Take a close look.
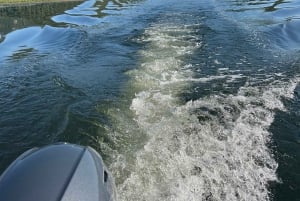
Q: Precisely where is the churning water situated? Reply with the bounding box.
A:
[1,0,300,200]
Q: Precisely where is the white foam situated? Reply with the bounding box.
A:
[110,20,299,201]
[119,84,299,201]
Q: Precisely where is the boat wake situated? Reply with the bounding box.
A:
[105,11,298,201]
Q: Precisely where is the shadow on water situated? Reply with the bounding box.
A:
[264,0,286,12]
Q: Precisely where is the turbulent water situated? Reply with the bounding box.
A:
[1,0,300,200]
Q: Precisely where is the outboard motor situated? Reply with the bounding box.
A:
[0,143,116,201]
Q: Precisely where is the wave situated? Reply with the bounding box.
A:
[0,25,83,61]
[103,16,299,200]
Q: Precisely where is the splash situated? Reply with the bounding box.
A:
[109,19,298,201]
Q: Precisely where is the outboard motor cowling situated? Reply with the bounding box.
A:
[0,143,116,201]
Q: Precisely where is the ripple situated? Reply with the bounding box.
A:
[0,25,84,61]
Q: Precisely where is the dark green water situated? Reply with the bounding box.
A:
[0,0,300,200]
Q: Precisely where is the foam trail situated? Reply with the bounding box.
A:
[109,20,299,201]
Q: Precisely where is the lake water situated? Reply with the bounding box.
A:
[0,0,300,200]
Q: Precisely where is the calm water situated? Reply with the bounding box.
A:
[1,0,300,200]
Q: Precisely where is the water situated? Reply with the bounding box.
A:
[0,0,300,200]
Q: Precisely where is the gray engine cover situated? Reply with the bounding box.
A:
[0,143,115,201]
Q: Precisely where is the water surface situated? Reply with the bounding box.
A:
[0,0,300,200]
